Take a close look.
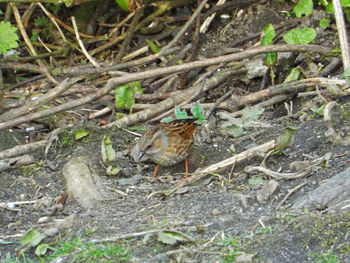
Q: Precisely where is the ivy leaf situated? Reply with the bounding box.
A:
[283,28,316,44]
[0,22,19,55]
[293,0,313,18]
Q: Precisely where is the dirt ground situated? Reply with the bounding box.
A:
[1,2,350,263]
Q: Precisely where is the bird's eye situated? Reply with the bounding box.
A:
[146,144,152,149]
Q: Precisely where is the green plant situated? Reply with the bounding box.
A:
[161,103,205,123]
[31,16,54,42]
[45,235,130,262]
[101,134,121,176]
[218,105,264,138]
[311,250,339,263]
[0,21,19,55]
[114,81,143,114]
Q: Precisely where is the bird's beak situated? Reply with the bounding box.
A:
[138,151,145,162]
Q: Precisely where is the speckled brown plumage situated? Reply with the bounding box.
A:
[137,119,196,177]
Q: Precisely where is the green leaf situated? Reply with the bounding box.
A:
[0,22,19,55]
[21,229,46,247]
[101,135,116,163]
[218,111,244,138]
[284,67,301,83]
[31,30,39,42]
[106,165,121,176]
[319,18,330,29]
[174,105,188,119]
[325,3,334,14]
[342,0,350,7]
[191,103,205,122]
[75,129,88,140]
[248,175,266,186]
[293,0,313,18]
[158,231,191,245]
[283,28,316,44]
[34,16,49,27]
[344,67,350,86]
[262,24,277,66]
[115,0,131,12]
[265,52,277,66]
[242,106,264,126]
[310,104,325,116]
[115,82,142,114]
[35,243,50,256]
[261,24,275,46]
[115,84,129,109]
[161,117,175,123]
[146,39,160,53]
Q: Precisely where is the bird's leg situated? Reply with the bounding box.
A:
[182,159,189,179]
[153,164,160,178]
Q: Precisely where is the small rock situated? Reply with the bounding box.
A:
[256,180,279,204]
[175,186,189,195]
[237,194,250,209]
[43,227,59,237]
[38,216,50,224]
[118,175,142,186]
[236,253,253,263]
[290,160,311,171]
[212,208,220,216]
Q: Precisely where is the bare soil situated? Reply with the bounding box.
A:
[1,3,350,263]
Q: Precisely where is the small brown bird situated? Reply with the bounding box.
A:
[137,119,196,177]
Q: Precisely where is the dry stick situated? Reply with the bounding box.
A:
[1,47,182,76]
[333,0,350,69]
[0,140,47,159]
[37,2,67,42]
[71,16,100,68]
[0,78,79,123]
[115,7,144,63]
[89,2,172,57]
[227,94,290,118]
[148,67,243,123]
[0,45,331,130]
[11,3,59,84]
[88,229,196,244]
[276,182,308,210]
[165,140,276,192]
[244,166,311,180]
[205,88,234,119]
[160,0,208,55]
[10,3,44,68]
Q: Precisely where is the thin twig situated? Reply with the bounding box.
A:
[160,0,208,55]
[276,182,308,210]
[71,16,100,68]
